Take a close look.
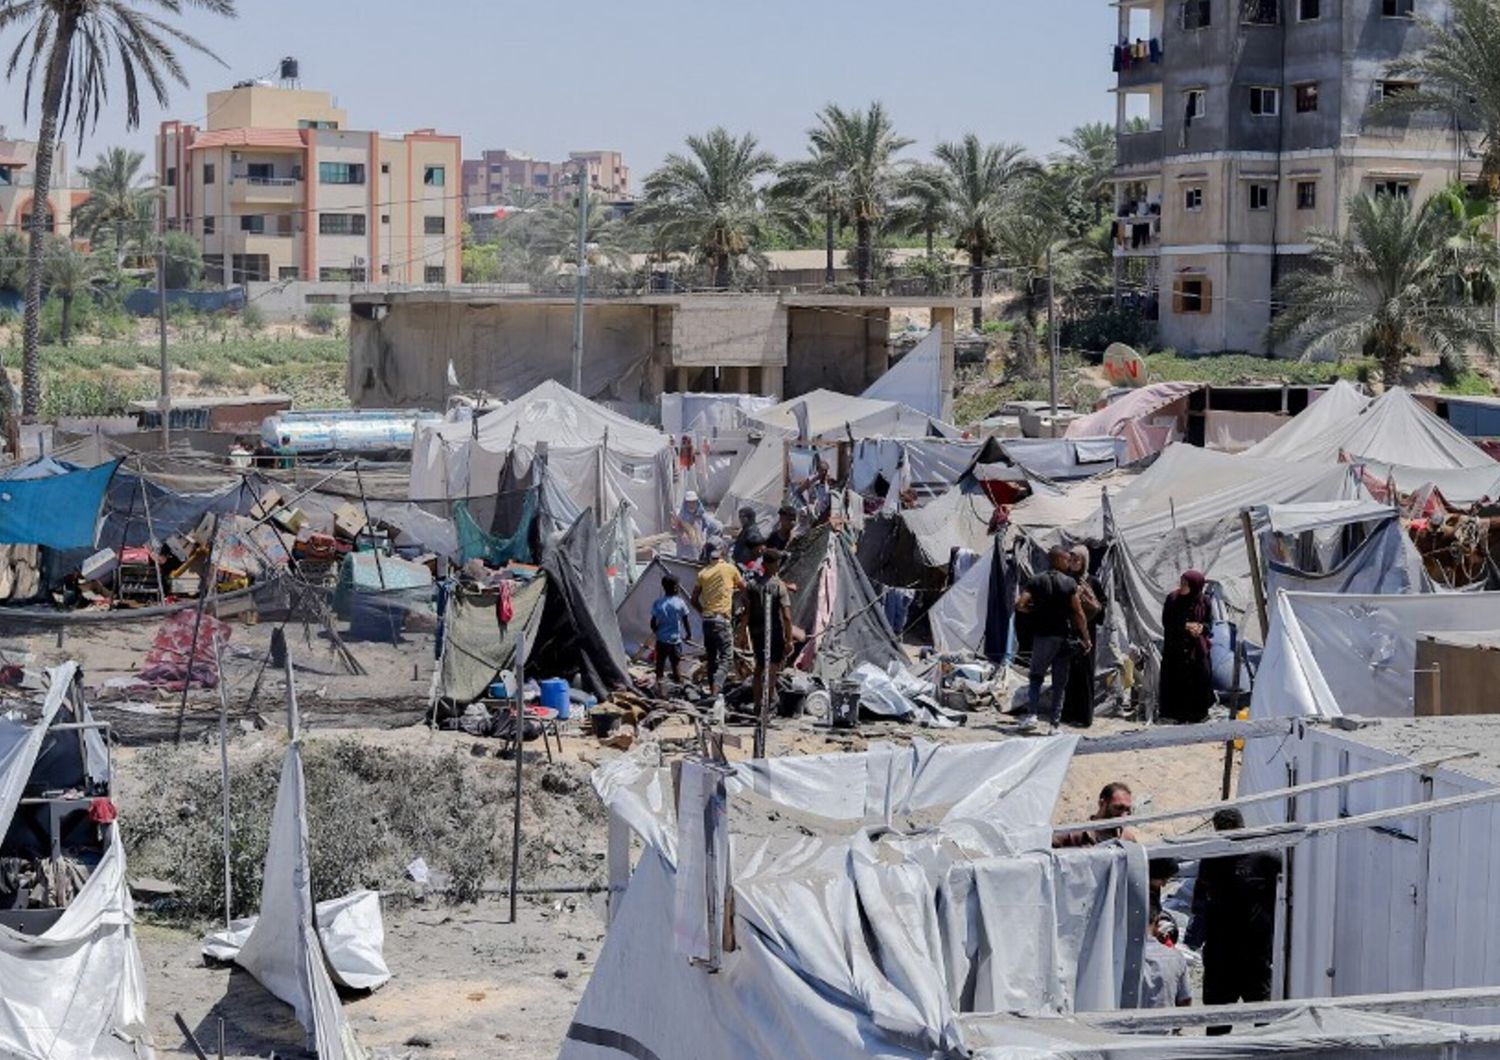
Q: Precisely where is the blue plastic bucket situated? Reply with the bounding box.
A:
[540,678,571,719]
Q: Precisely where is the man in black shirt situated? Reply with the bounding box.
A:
[744,549,794,718]
[1191,808,1280,1035]
[765,504,798,552]
[1015,545,1091,733]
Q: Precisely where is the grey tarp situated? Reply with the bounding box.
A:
[1241,379,1371,461]
[438,578,547,704]
[929,535,1015,662]
[782,525,904,680]
[615,556,703,657]
[0,663,153,1059]
[860,327,945,419]
[1243,385,1492,468]
[1355,457,1500,508]
[857,488,994,592]
[536,513,632,696]
[1258,501,1433,601]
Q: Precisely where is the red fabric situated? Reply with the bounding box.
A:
[497,579,514,624]
[135,611,231,691]
[88,797,117,824]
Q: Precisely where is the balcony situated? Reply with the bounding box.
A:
[1116,130,1164,168]
[1112,38,1163,86]
[1112,213,1161,256]
[228,174,302,206]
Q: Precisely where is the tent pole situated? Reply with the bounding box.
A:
[509,632,527,925]
[1240,509,1270,640]
[211,630,233,928]
[173,513,219,747]
[754,579,771,759]
[135,456,167,607]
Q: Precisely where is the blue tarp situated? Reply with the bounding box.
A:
[0,459,121,548]
[123,287,246,316]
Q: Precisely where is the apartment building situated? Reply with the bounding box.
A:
[158,84,461,286]
[1111,0,1473,353]
[0,135,83,240]
[461,148,630,206]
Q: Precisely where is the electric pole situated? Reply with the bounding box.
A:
[1046,244,1060,438]
[570,173,590,394]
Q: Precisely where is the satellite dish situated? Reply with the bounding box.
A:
[1104,343,1147,388]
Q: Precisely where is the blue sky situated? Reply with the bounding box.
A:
[0,0,1117,178]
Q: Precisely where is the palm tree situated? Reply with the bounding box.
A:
[770,148,841,286]
[1269,189,1500,387]
[40,237,99,345]
[72,147,152,264]
[798,103,912,294]
[1057,122,1117,223]
[890,163,948,261]
[0,0,237,436]
[932,134,1038,328]
[1368,0,1500,196]
[638,128,779,290]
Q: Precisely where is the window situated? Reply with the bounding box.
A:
[1377,79,1419,100]
[1299,0,1320,17]
[21,211,54,232]
[380,163,390,175]
[318,161,366,185]
[1241,0,1278,24]
[381,264,390,276]
[1296,181,1317,209]
[1373,179,1412,199]
[1185,89,1207,123]
[380,214,390,225]
[165,167,177,188]
[279,266,301,280]
[231,254,270,283]
[203,163,215,185]
[240,214,265,234]
[424,215,446,235]
[319,267,367,282]
[423,165,446,187]
[203,215,216,235]
[424,266,446,284]
[0,167,12,187]
[1295,82,1319,113]
[1184,186,1204,211]
[297,119,338,130]
[1173,276,1212,314]
[1248,183,1272,210]
[319,213,367,236]
[1249,86,1280,116]
[1181,0,1211,29]
[1382,0,1414,15]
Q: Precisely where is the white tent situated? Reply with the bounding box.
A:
[750,389,950,441]
[409,381,677,536]
[860,327,945,420]
[1240,379,1370,461]
[1242,386,1492,468]
[1356,458,1500,508]
[0,663,154,1059]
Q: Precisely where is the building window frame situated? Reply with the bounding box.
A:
[318,213,368,236]
[1173,275,1213,315]
[239,214,265,234]
[1240,0,1278,24]
[1298,0,1321,18]
[202,162,215,185]
[1376,79,1420,101]
[1381,0,1414,17]
[318,161,366,185]
[1296,181,1317,210]
[424,215,446,236]
[1180,0,1212,30]
[1373,179,1412,200]
[165,167,177,188]
[1294,82,1319,113]
[1184,89,1208,124]
[1248,182,1272,211]
[424,265,446,284]
[1249,86,1281,117]
[423,165,446,187]
[203,215,216,235]
[1184,186,1205,212]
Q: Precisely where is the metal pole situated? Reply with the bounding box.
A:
[211,630,233,928]
[156,225,170,454]
[1239,508,1271,639]
[134,456,168,607]
[173,513,219,746]
[570,176,589,394]
[509,632,527,925]
[1046,243,1059,437]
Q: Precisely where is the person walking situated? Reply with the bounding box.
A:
[691,543,744,696]
[1061,545,1105,728]
[1159,569,1214,723]
[650,574,692,688]
[1015,545,1091,734]
[1190,808,1280,1034]
[744,549,794,720]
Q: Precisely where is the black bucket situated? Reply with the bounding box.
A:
[590,711,621,738]
[776,687,806,718]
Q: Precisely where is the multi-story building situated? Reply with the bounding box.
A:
[1110,0,1474,353]
[462,147,629,207]
[0,134,83,240]
[158,83,461,286]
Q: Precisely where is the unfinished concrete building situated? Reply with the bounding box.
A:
[346,292,974,418]
[1111,0,1475,353]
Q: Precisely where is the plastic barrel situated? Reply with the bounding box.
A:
[540,678,571,720]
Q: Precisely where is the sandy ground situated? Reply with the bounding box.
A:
[0,618,1231,1058]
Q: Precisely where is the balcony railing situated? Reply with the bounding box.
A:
[1116,130,1164,167]
[1112,38,1162,74]
[233,175,299,186]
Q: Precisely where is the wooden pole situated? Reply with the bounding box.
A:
[509,631,526,925]
[135,456,168,606]
[1240,508,1271,640]
[211,630,233,928]
[173,513,219,746]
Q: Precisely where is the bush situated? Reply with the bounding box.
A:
[239,301,266,333]
[41,371,154,418]
[304,303,338,334]
[1059,304,1156,355]
[1442,368,1496,396]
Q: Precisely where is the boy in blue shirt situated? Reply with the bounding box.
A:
[651,574,692,687]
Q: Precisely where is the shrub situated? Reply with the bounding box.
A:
[304,303,338,334]
[239,301,266,333]
[1059,304,1156,355]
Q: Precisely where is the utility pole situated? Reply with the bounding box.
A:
[570,173,589,394]
[156,219,171,453]
[1046,243,1059,438]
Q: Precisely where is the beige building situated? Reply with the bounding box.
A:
[0,135,83,241]
[461,147,630,206]
[158,84,461,286]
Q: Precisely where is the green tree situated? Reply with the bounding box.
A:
[0,0,236,433]
[40,237,100,345]
[932,134,1038,328]
[782,103,912,293]
[770,146,840,285]
[461,222,502,284]
[889,163,948,262]
[1368,0,1500,196]
[161,230,203,290]
[72,147,153,264]
[1056,122,1117,224]
[638,127,779,290]
[0,231,24,293]
[1269,189,1500,387]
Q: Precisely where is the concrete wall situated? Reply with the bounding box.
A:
[667,296,785,368]
[785,307,889,396]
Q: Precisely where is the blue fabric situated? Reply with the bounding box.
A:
[651,595,690,645]
[0,459,120,548]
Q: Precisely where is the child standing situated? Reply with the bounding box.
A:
[650,574,692,687]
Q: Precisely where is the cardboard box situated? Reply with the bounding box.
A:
[80,548,117,582]
[1414,631,1500,716]
[250,489,284,520]
[270,507,307,535]
[332,502,368,542]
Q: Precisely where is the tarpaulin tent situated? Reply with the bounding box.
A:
[0,662,153,1058]
[0,458,120,549]
[860,326,945,419]
[850,438,985,502]
[928,535,1016,662]
[1355,458,1500,509]
[1240,379,1370,461]
[1256,500,1432,600]
[1251,590,1500,720]
[1244,386,1493,468]
[1064,381,1202,461]
[660,393,776,436]
[857,488,995,592]
[408,381,678,536]
[750,389,952,441]
[781,525,904,680]
[615,555,703,658]
[989,437,1128,483]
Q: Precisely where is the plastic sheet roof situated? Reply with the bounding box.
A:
[751,389,947,440]
[860,327,944,419]
[1240,379,1371,460]
[1063,381,1202,449]
[431,380,669,458]
[1244,386,1493,469]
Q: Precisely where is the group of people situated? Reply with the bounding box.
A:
[227,434,296,471]
[1056,783,1280,1025]
[1018,548,1217,731]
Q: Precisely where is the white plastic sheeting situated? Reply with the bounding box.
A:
[996,437,1127,482]
[0,663,154,1060]
[659,393,776,436]
[203,889,391,992]
[1243,386,1492,468]
[929,537,1000,656]
[1356,457,1500,508]
[227,743,368,1059]
[750,389,949,441]
[1063,381,1201,459]
[1259,502,1432,600]
[860,327,945,420]
[1252,590,1500,719]
[1241,379,1371,461]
